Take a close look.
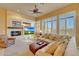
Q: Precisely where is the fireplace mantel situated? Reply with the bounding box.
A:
[8,27,23,29]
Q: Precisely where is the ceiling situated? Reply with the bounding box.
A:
[0,3,71,17]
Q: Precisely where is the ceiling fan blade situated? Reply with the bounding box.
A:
[28,10,33,12]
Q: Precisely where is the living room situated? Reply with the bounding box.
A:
[0,3,79,56]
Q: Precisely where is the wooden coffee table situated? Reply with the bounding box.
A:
[29,40,48,54]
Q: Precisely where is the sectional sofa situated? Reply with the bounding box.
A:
[14,33,71,56]
[34,33,71,56]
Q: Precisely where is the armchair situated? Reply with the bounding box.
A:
[0,35,15,48]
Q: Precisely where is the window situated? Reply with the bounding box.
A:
[59,11,75,35]
[47,18,52,33]
[52,16,57,34]
[41,20,45,33]
[59,17,66,34]
[40,11,75,36]
[44,19,48,33]
[59,14,66,35]
[41,18,52,34]
[67,17,75,35]
[47,21,51,33]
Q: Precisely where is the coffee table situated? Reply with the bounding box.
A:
[29,40,48,54]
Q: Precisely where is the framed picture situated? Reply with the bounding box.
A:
[12,21,21,27]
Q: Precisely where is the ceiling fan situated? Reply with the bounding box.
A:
[29,4,42,14]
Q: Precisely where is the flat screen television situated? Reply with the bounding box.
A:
[11,31,21,36]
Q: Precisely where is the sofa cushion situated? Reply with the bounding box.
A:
[53,43,67,56]
[41,34,45,38]
[46,41,62,54]
[39,38,53,43]
[35,41,56,55]
[48,35,54,40]
[44,34,50,39]
[36,52,52,56]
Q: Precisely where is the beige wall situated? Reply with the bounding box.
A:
[0,8,7,35]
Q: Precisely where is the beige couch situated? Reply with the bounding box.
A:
[33,33,71,56]
[34,33,71,43]
[35,40,68,56]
